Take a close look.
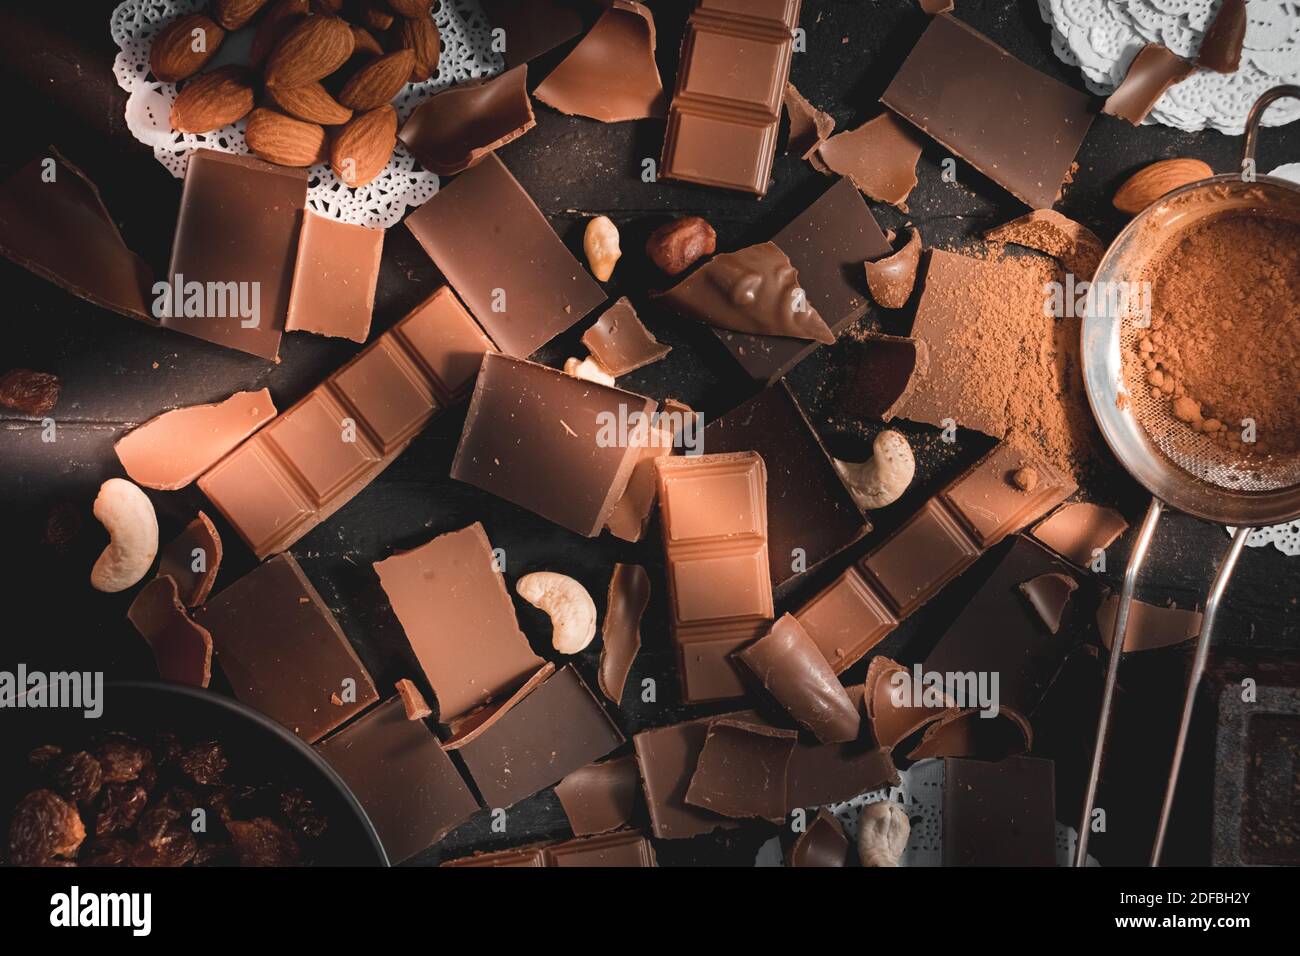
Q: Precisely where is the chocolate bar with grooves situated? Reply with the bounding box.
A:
[442,829,657,867]
[794,443,1078,673]
[198,286,494,559]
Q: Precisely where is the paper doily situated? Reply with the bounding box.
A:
[754,759,1101,867]
[110,0,505,227]
[1040,0,1300,134]
[1227,521,1300,554]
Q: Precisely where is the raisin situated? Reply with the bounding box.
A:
[94,738,151,783]
[130,826,196,867]
[0,368,60,415]
[177,740,227,786]
[226,817,300,867]
[94,783,148,836]
[50,752,103,805]
[80,837,134,867]
[150,732,182,768]
[191,841,237,867]
[7,790,86,865]
[280,789,328,841]
[42,502,81,552]
[27,744,62,769]
[136,804,182,846]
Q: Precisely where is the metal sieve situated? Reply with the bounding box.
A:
[1075,86,1300,867]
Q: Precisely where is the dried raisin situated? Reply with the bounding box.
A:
[27,744,62,769]
[50,751,103,805]
[94,737,151,783]
[177,740,227,786]
[80,837,134,867]
[280,788,328,841]
[0,368,60,415]
[94,783,148,837]
[7,790,86,865]
[226,817,300,867]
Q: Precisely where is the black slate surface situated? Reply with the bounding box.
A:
[1,0,1297,867]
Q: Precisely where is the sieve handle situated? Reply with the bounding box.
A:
[1074,497,1164,866]
[1242,85,1300,169]
[1150,525,1252,865]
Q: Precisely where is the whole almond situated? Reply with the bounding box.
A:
[170,66,257,133]
[387,0,430,16]
[150,15,226,83]
[265,15,355,88]
[331,105,397,186]
[267,82,353,125]
[339,50,414,110]
[1113,158,1213,214]
[350,25,384,58]
[245,108,327,167]
[360,0,394,32]
[213,0,271,30]
[397,13,440,82]
[250,0,308,66]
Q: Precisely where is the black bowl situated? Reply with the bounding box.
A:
[0,681,387,866]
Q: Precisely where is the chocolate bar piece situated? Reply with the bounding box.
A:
[1198,0,1246,73]
[836,334,926,421]
[1032,502,1128,566]
[704,382,869,592]
[0,148,154,323]
[816,112,925,208]
[1097,594,1202,652]
[881,15,1094,208]
[581,298,671,376]
[199,286,491,558]
[452,665,625,809]
[398,65,536,176]
[1103,43,1194,126]
[598,563,649,704]
[443,830,656,867]
[655,452,774,703]
[783,82,834,158]
[685,717,796,821]
[481,0,589,69]
[195,553,379,743]
[555,754,641,836]
[943,756,1056,866]
[452,353,657,536]
[317,697,480,865]
[373,522,544,723]
[405,155,605,358]
[128,576,213,689]
[785,687,901,807]
[714,177,890,385]
[788,808,849,867]
[165,150,308,360]
[605,413,676,542]
[156,512,222,607]
[660,0,803,196]
[795,442,1076,673]
[285,210,383,343]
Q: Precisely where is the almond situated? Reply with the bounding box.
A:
[396,13,440,82]
[213,0,271,30]
[1113,158,1213,214]
[361,0,394,32]
[170,66,257,133]
[245,108,327,167]
[265,15,355,88]
[350,25,384,58]
[387,0,430,16]
[338,50,414,110]
[250,0,308,66]
[330,105,397,186]
[150,15,226,83]
[267,81,353,125]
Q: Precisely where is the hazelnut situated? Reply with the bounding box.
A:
[645,216,717,276]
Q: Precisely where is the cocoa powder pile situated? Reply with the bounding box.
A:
[1133,214,1300,457]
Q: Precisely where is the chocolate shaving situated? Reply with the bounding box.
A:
[684,717,796,822]
[985,209,1105,281]
[907,706,1032,761]
[597,563,649,705]
[127,576,214,689]
[1018,572,1078,634]
[788,808,850,867]
[533,1,666,123]
[1097,594,1202,652]
[1197,0,1246,73]
[554,754,641,836]
[1032,502,1129,567]
[1103,43,1195,125]
[783,81,835,158]
[394,679,432,721]
[864,228,922,308]
[837,334,928,421]
[864,656,958,750]
[156,512,222,607]
[581,298,671,376]
[442,663,556,750]
[398,64,536,176]
[815,113,924,209]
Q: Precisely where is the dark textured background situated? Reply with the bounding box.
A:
[1,0,1296,866]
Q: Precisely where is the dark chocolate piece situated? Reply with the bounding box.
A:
[1032,502,1128,567]
[395,679,432,721]
[195,553,379,743]
[581,298,671,376]
[881,15,1094,208]
[736,614,861,744]
[442,664,556,749]
[660,0,803,196]
[285,210,383,343]
[713,177,890,385]
[453,665,625,809]
[655,452,774,703]
[165,150,308,360]
[1028,647,1107,826]
[788,808,849,867]
[398,64,536,176]
[785,687,901,808]
[374,522,544,723]
[451,353,657,536]
[1097,594,1202,652]
[1102,43,1195,126]
[444,829,656,867]
[405,155,605,358]
[480,0,588,69]
[0,148,154,323]
[156,512,222,607]
[816,112,924,209]
[1198,0,1246,73]
[1019,572,1078,634]
[864,228,921,309]
[837,334,927,421]
[984,209,1104,280]
[908,708,1032,761]
[127,576,213,689]
[199,287,492,558]
[554,754,641,836]
[704,382,870,592]
[534,1,666,122]
[918,0,953,12]
[864,656,956,750]
[598,563,649,704]
[116,389,278,492]
[783,81,834,158]
[685,717,796,822]
[943,756,1056,866]
[660,242,834,343]
[633,715,739,839]
[316,697,480,865]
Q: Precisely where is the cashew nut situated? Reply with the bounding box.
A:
[563,356,616,386]
[584,215,621,282]
[90,478,159,593]
[833,430,915,510]
[516,572,597,654]
[857,800,910,867]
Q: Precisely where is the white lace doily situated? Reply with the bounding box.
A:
[1040,0,1300,134]
[754,758,1100,867]
[111,0,505,227]
[1227,521,1300,554]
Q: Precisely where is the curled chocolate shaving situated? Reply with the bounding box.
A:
[398,64,536,176]
[864,655,957,750]
[864,228,922,309]
[906,706,1032,761]
[598,564,650,705]
[1103,43,1195,126]
[788,808,850,867]
[1197,0,1246,74]
[1018,572,1079,634]
[1097,594,1202,652]
[156,512,222,607]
